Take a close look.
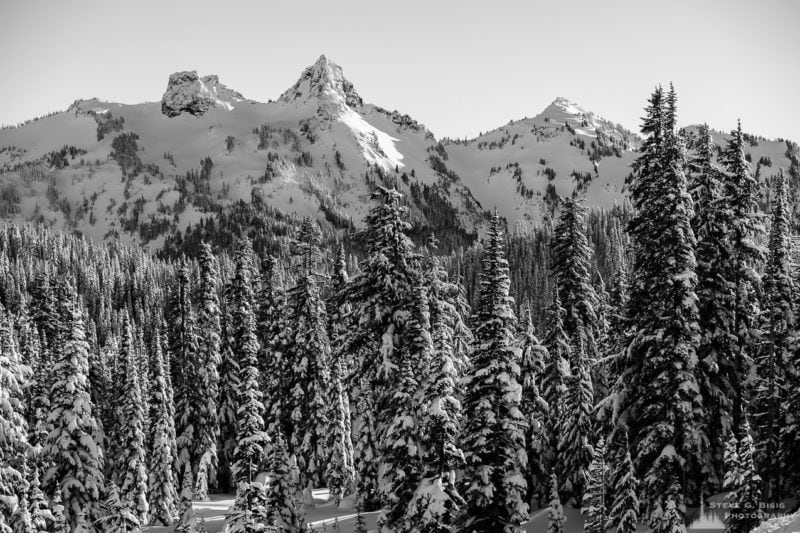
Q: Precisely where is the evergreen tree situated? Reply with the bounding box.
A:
[377,356,421,533]
[552,195,598,361]
[542,286,570,477]
[325,359,355,506]
[547,474,566,533]
[606,431,638,533]
[720,120,764,437]
[28,467,53,533]
[174,463,196,533]
[115,312,149,526]
[689,123,735,494]
[44,289,105,530]
[194,242,221,500]
[216,296,240,493]
[557,333,595,504]
[286,219,331,492]
[225,481,270,533]
[754,168,794,501]
[460,212,529,533]
[354,381,380,511]
[612,85,701,529]
[582,439,608,533]
[96,483,138,533]
[264,429,305,532]
[405,284,466,532]
[148,329,178,526]
[230,239,268,489]
[518,307,549,504]
[169,262,203,496]
[0,306,30,529]
[724,416,762,533]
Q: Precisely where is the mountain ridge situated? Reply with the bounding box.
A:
[0,55,795,253]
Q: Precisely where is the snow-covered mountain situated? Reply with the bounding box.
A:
[0,55,795,251]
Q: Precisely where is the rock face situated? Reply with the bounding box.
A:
[161,71,245,117]
[278,55,363,118]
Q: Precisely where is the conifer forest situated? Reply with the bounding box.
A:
[1,85,800,533]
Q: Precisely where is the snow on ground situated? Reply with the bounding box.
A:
[143,494,585,533]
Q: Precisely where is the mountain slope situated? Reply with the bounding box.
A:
[0,56,796,252]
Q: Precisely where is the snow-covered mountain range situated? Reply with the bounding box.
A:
[0,55,795,250]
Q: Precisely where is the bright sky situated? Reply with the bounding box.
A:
[1,0,798,141]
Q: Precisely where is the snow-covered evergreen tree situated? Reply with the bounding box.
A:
[148,329,178,526]
[518,307,548,504]
[542,285,570,477]
[377,355,421,533]
[552,195,598,361]
[606,431,638,533]
[286,219,331,492]
[194,242,221,500]
[688,123,735,494]
[612,85,701,529]
[582,438,608,533]
[460,212,529,532]
[547,474,566,533]
[96,483,138,533]
[0,306,30,529]
[229,239,268,488]
[28,466,53,533]
[44,288,105,530]
[264,429,305,532]
[225,481,270,533]
[354,381,380,511]
[216,295,240,494]
[753,168,794,501]
[724,416,762,533]
[405,283,466,532]
[115,312,149,526]
[720,119,764,439]
[325,359,355,506]
[169,262,203,497]
[558,332,595,505]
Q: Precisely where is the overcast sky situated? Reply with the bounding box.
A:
[1,0,798,140]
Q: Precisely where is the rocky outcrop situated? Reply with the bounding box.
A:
[161,71,245,118]
[278,55,363,118]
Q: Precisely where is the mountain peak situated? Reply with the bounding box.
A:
[161,71,245,118]
[278,54,363,113]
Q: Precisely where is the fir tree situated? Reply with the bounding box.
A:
[0,306,30,529]
[325,359,355,506]
[264,429,305,532]
[689,123,735,494]
[169,262,203,496]
[557,333,595,505]
[28,467,53,533]
[460,212,529,533]
[194,242,221,500]
[754,168,794,501]
[547,474,566,533]
[606,431,638,533]
[582,438,608,533]
[354,382,380,511]
[116,312,149,526]
[44,289,105,530]
[612,85,701,529]
[225,481,270,533]
[552,194,598,362]
[286,219,332,492]
[148,329,178,526]
[405,284,466,532]
[377,356,421,533]
[720,120,764,438]
[724,416,762,533]
[542,285,570,477]
[216,297,240,493]
[518,307,549,505]
[229,240,268,489]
